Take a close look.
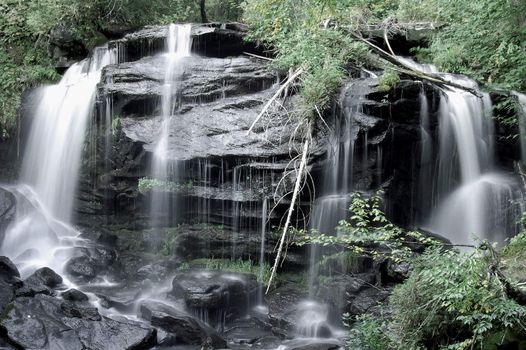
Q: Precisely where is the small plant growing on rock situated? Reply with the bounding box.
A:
[378,70,400,92]
[138,177,193,194]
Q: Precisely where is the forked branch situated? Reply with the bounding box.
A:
[247,68,304,135]
[266,127,311,293]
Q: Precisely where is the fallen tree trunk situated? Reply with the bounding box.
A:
[348,31,482,97]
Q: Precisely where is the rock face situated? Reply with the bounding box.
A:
[106,56,284,160]
[76,23,324,262]
[0,256,20,314]
[1,295,155,349]
[308,77,443,228]
[16,267,63,297]
[65,246,117,282]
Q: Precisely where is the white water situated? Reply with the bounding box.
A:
[307,82,367,296]
[0,47,112,277]
[417,88,433,220]
[258,198,268,303]
[401,58,522,245]
[149,23,192,227]
[294,300,346,339]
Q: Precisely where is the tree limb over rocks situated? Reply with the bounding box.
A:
[348,31,482,97]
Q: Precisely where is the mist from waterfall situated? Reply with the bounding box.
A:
[400,60,524,246]
[0,47,112,277]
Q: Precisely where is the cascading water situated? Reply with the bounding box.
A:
[0,47,112,277]
[417,87,433,220]
[400,58,523,245]
[258,197,268,304]
[149,24,192,227]
[308,82,366,295]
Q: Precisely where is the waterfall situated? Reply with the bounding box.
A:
[0,47,112,277]
[258,197,267,304]
[149,24,192,227]
[398,58,523,245]
[307,82,366,295]
[417,88,433,220]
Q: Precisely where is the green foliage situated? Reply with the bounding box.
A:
[242,0,375,117]
[349,245,526,349]
[0,303,14,321]
[155,226,182,256]
[390,247,526,349]
[0,0,61,137]
[296,193,438,262]
[500,226,526,286]
[205,0,242,22]
[137,177,193,194]
[186,258,272,285]
[111,116,120,136]
[346,314,391,350]
[0,0,242,138]
[397,0,526,91]
[378,70,400,92]
[493,95,520,129]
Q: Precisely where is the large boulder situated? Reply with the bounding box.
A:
[0,294,155,350]
[265,282,308,337]
[171,270,259,325]
[65,246,117,281]
[16,267,63,297]
[0,257,19,283]
[139,300,226,348]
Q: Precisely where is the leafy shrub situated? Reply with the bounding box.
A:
[346,313,391,350]
[242,0,375,118]
[349,244,526,349]
[296,192,438,262]
[397,0,526,91]
[378,70,400,92]
[389,246,526,349]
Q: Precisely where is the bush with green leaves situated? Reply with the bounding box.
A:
[378,70,400,92]
[348,240,526,349]
[296,192,438,262]
[397,0,526,91]
[241,0,381,118]
[346,314,391,350]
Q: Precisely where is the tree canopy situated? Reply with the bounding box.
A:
[0,0,524,137]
